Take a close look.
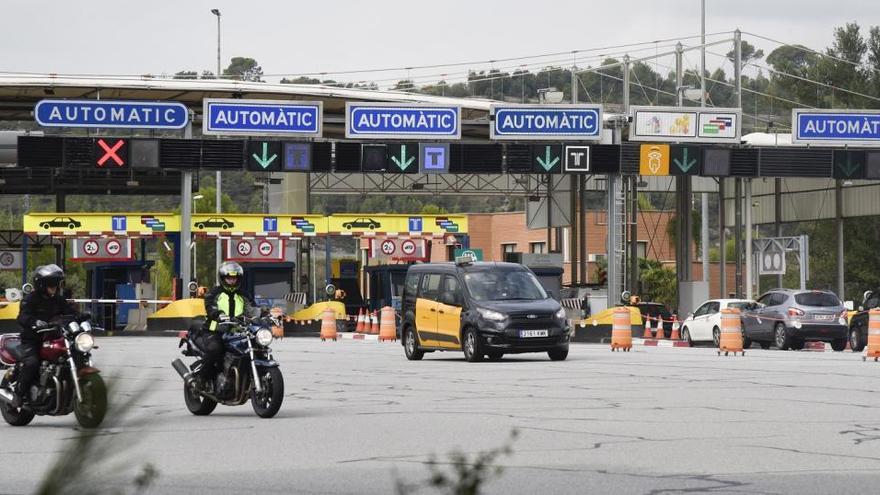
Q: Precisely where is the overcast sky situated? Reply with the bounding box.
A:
[2,0,877,88]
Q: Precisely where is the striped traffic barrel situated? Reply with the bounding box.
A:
[865,309,880,361]
[718,308,743,355]
[610,307,632,352]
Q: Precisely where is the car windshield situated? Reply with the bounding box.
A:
[795,292,841,307]
[464,270,547,302]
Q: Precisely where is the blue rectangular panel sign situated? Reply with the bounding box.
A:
[203,98,322,137]
[793,109,880,146]
[284,142,311,171]
[420,143,449,173]
[408,217,423,232]
[490,104,603,141]
[346,102,460,140]
[34,99,188,129]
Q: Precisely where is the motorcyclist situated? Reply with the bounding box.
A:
[199,261,255,385]
[14,264,79,407]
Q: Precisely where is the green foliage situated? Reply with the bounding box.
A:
[639,258,677,308]
[224,57,263,82]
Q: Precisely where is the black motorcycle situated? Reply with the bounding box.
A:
[172,308,284,418]
[0,314,107,428]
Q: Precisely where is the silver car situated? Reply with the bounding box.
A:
[741,289,848,351]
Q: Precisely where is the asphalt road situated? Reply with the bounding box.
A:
[3,337,880,495]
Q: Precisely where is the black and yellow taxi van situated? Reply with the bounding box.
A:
[400,257,571,362]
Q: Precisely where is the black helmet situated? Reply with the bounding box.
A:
[33,264,65,295]
[218,261,243,291]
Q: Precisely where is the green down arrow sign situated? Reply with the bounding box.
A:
[252,142,278,169]
[673,148,697,173]
[536,146,560,171]
[391,144,415,171]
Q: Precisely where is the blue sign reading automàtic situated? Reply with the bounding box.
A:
[202,98,322,137]
[35,99,188,129]
[346,102,460,140]
[490,104,603,141]
[793,109,880,145]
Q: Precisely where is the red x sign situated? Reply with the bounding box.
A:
[96,138,126,167]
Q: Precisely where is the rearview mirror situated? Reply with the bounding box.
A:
[844,300,854,311]
[21,283,34,295]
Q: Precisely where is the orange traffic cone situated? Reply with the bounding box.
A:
[864,309,880,361]
[378,306,397,342]
[642,316,653,338]
[319,308,337,341]
[654,316,665,340]
[670,316,681,340]
[355,308,365,333]
[610,307,633,352]
[370,312,380,335]
[718,308,744,356]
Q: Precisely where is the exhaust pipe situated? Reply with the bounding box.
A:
[172,359,193,383]
[0,388,14,405]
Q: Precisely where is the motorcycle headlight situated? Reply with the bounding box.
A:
[67,321,81,333]
[255,328,273,347]
[75,332,95,353]
[477,308,506,321]
[80,321,92,332]
[556,308,567,320]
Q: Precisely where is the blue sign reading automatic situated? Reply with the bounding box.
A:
[794,110,880,144]
[35,99,188,129]
[346,103,460,139]
[491,105,603,140]
[203,99,322,137]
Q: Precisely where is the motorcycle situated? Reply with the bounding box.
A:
[172,307,284,418]
[0,314,107,428]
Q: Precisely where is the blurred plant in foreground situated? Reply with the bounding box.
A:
[396,428,518,495]
[35,378,159,495]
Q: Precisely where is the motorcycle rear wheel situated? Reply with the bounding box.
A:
[251,367,284,418]
[74,373,107,429]
[184,380,217,416]
[0,377,35,427]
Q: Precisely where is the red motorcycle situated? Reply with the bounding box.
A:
[0,315,107,428]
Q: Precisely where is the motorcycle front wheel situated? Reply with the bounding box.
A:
[74,373,107,428]
[0,377,35,427]
[251,367,284,418]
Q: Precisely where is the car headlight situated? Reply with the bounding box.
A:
[75,332,95,353]
[477,308,506,321]
[556,308,567,320]
[255,328,274,346]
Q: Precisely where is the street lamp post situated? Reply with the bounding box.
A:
[211,8,223,285]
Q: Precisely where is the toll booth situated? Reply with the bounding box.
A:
[330,258,364,321]
[84,261,154,330]
[364,264,410,312]
[240,262,295,309]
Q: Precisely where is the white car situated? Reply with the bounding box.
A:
[680,299,755,346]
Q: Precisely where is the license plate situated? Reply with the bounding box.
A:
[814,314,835,321]
[519,330,549,338]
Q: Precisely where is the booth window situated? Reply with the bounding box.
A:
[529,242,546,254]
[501,243,517,256]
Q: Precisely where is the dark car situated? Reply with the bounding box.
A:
[847,290,880,352]
[343,218,381,230]
[39,217,81,230]
[399,259,570,362]
[195,217,234,229]
[636,302,673,338]
[741,289,848,351]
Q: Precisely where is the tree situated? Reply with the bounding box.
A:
[726,40,765,66]
[223,57,263,82]
[280,76,321,84]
